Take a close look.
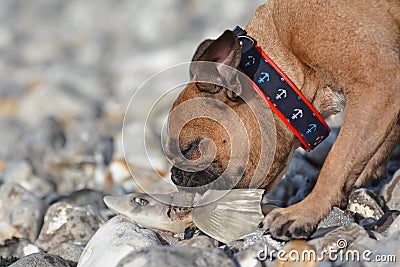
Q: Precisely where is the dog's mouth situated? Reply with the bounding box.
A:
[171,162,233,193]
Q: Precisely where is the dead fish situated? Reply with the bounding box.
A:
[104,189,264,244]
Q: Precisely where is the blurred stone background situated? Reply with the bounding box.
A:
[0,0,263,126]
[0,0,264,191]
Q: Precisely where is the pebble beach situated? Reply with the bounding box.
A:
[0,1,399,266]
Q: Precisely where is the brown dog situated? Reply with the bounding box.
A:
[166,0,400,240]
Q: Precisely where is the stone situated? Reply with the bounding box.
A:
[263,153,319,207]
[35,201,102,252]
[284,151,319,179]
[287,172,319,205]
[107,159,171,194]
[0,238,41,259]
[347,189,386,220]
[387,214,400,237]
[8,252,72,267]
[43,121,114,194]
[234,243,269,267]
[47,243,84,263]
[387,159,400,176]
[20,117,66,178]
[308,223,373,258]
[0,119,25,161]
[77,215,161,267]
[16,83,100,127]
[227,230,285,253]
[381,169,400,211]
[225,230,285,267]
[45,154,99,195]
[62,121,113,166]
[0,221,22,246]
[154,230,185,245]
[176,235,217,248]
[0,183,46,244]
[316,207,355,230]
[0,160,55,198]
[60,189,107,212]
[363,230,400,267]
[370,210,400,236]
[116,246,236,267]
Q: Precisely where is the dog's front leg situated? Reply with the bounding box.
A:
[262,86,400,240]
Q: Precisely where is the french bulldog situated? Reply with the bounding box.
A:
[166,0,400,240]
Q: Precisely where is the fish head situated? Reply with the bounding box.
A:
[103,192,194,233]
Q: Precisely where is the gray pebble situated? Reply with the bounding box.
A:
[154,230,182,245]
[8,252,72,267]
[176,235,217,248]
[347,189,386,220]
[47,243,84,263]
[287,172,319,205]
[0,160,55,198]
[35,201,102,252]
[17,84,100,127]
[234,241,274,267]
[0,119,25,161]
[0,183,46,244]
[263,153,319,207]
[227,230,285,253]
[61,189,107,211]
[387,214,400,237]
[370,211,400,236]
[309,223,374,255]
[77,215,161,267]
[317,207,355,230]
[284,151,319,178]
[0,238,41,259]
[117,246,236,267]
[363,230,400,267]
[381,169,400,211]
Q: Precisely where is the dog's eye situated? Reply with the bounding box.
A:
[133,197,148,206]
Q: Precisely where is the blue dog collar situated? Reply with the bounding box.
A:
[232,26,330,151]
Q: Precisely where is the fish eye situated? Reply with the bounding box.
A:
[133,197,148,206]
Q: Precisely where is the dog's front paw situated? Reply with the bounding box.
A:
[261,206,319,241]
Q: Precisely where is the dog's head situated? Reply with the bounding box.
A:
[165,30,289,192]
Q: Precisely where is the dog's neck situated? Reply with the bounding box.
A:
[243,4,343,187]
[245,4,345,119]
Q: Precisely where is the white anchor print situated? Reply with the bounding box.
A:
[275,88,287,100]
[291,108,303,120]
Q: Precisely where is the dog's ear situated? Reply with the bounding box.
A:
[190,30,242,95]
[199,30,241,67]
[192,39,214,62]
